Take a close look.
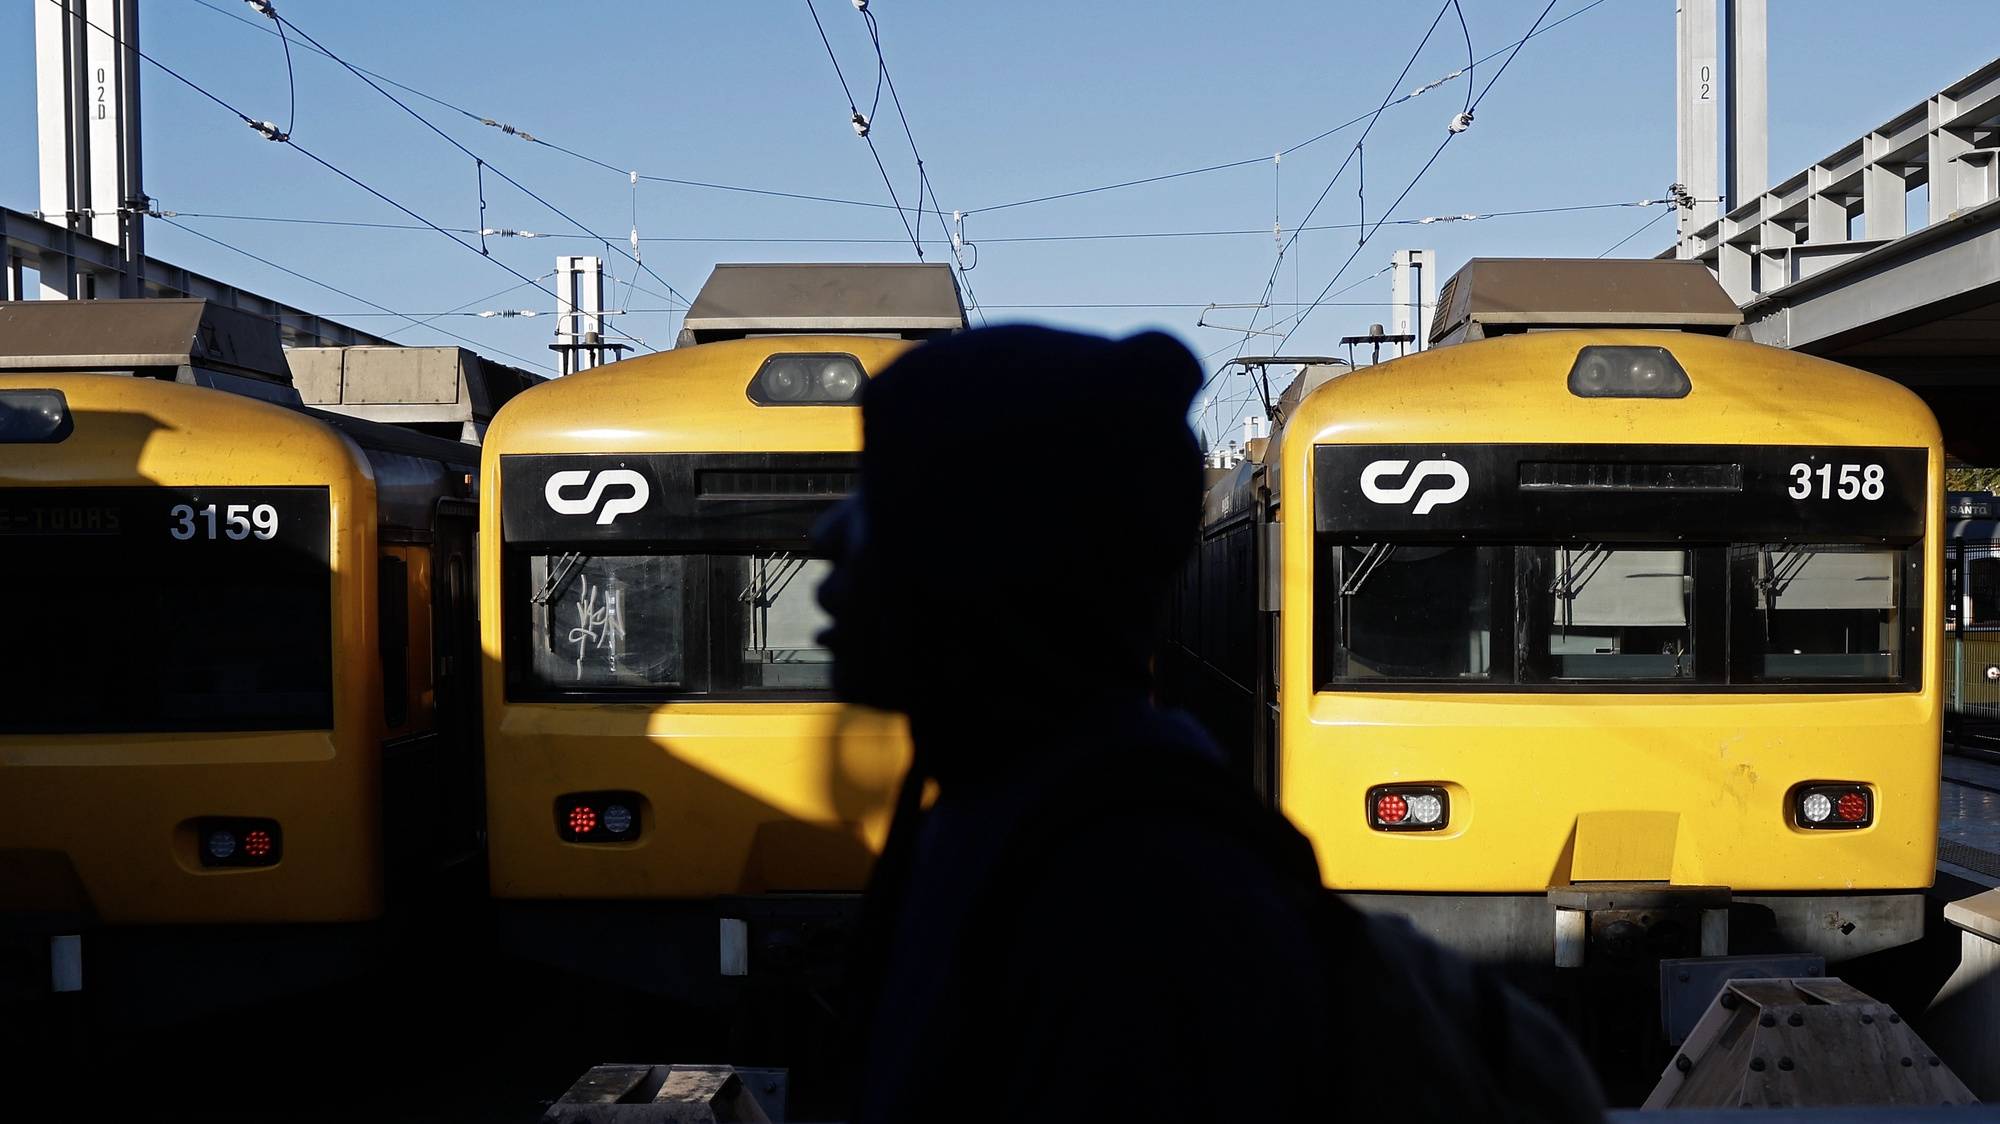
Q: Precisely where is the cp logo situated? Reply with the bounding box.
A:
[544,469,650,526]
[1360,458,1469,515]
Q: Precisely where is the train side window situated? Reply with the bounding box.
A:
[379,554,410,729]
[1970,558,2000,628]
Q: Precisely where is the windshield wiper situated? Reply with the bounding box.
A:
[739,551,811,654]
[1759,545,1818,599]
[532,551,590,605]
[1550,544,1613,631]
[1340,542,1398,597]
[738,551,808,607]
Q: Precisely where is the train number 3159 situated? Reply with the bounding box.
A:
[1788,462,1886,501]
[168,502,280,541]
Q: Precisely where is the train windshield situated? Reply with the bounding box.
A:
[518,549,835,698]
[1332,544,1497,680]
[1319,539,1915,690]
[1545,546,1694,680]
[1746,544,1903,680]
[0,486,333,732]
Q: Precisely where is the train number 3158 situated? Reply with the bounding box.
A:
[168,502,280,541]
[1788,462,1885,501]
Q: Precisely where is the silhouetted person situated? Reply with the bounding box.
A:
[817,326,1604,1123]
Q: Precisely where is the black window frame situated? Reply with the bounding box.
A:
[1313,538,1922,695]
[500,452,852,705]
[0,484,336,733]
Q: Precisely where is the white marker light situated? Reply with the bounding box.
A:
[1406,793,1445,826]
[1801,793,1833,823]
[603,804,634,836]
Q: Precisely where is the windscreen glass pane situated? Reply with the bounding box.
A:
[525,553,689,689]
[1331,544,1494,680]
[517,550,838,696]
[1749,544,1901,679]
[716,554,834,692]
[1546,547,1694,679]
[1,486,332,732]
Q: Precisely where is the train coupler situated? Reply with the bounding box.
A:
[1548,882,1731,969]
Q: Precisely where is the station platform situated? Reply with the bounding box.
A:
[1941,750,2000,888]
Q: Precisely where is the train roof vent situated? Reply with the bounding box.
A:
[287,346,546,444]
[1428,258,1744,348]
[0,298,298,403]
[677,262,968,346]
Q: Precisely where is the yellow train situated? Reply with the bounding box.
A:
[480,264,960,998]
[1168,260,1941,975]
[0,300,501,1017]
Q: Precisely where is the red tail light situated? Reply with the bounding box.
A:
[1376,794,1409,824]
[556,792,644,843]
[1366,784,1451,832]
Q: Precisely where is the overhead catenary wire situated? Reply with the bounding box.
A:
[1596,206,1675,258]
[1211,0,1461,388]
[191,0,1605,226]
[49,0,586,370]
[964,0,1615,217]
[1201,0,1568,447]
[159,217,555,373]
[152,195,1685,246]
[243,1,296,141]
[189,0,954,219]
[1270,0,1567,358]
[324,300,1405,318]
[50,0,560,311]
[851,1,987,324]
[804,0,923,257]
[261,7,688,316]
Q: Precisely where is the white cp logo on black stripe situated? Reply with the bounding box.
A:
[1360,458,1469,515]
[544,469,650,525]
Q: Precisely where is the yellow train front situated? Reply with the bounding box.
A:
[1173,261,1942,981]
[480,264,960,1000]
[0,300,491,1020]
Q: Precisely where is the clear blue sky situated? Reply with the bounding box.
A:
[5,0,1999,443]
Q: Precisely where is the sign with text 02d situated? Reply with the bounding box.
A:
[1313,444,1928,543]
[500,453,859,547]
[0,485,330,559]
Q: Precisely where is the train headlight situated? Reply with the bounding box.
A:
[747,354,866,406]
[1367,784,1451,832]
[0,388,73,443]
[557,791,644,843]
[194,817,283,867]
[1792,783,1872,830]
[1567,346,1691,399]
